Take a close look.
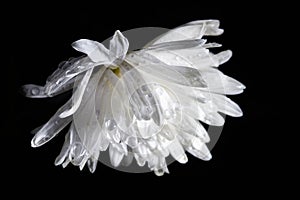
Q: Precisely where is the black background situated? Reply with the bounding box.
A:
[5,2,288,195]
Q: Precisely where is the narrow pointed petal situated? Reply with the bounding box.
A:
[213,50,232,65]
[171,114,210,143]
[199,68,245,95]
[44,56,87,96]
[62,157,71,168]
[54,131,71,166]
[87,151,99,173]
[134,153,146,167]
[109,145,124,167]
[59,68,93,118]
[73,67,107,153]
[79,155,89,171]
[31,99,73,147]
[167,137,188,164]
[202,43,222,48]
[186,142,212,161]
[109,30,129,62]
[209,93,243,117]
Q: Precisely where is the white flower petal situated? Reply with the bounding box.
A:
[199,68,246,95]
[87,151,100,173]
[146,20,223,46]
[54,130,71,166]
[109,144,124,167]
[134,153,146,167]
[186,143,212,161]
[72,39,110,63]
[171,114,210,143]
[207,93,243,117]
[167,137,188,164]
[73,67,106,153]
[202,42,222,48]
[31,99,73,147]
[59,68,94,118]
[109,30,129,62]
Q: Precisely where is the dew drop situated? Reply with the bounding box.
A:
[31,87,39,95]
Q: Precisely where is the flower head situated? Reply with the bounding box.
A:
[22,20,245,175]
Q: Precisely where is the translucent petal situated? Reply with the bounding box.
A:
[171,114,210,143]
[134,153,146,167]
[208,93,243,117]
[54,130,71,166]
[167,137,188,164]
[73,67,107,154]
[109,144,124,167]
[135,142,150,158]
[94,71,118,142]
[62,157,71,168]
[72,39,110,63]
[179,95,225,126]
[145,20,223,46]
[31,99,73,147]
[68,125,87,166]
[202,43,222,48]
[213,50,232,65]
[22,57,86,99]
[146,48,231,70]
[79,155,89,171]
[186,143,212,161]
[120,153,134,167]
[147,152,160,170]
[145,47,210,69]
[109,70,135,132]
[87,151,99,173]
[59,68,94,118]
[198,68,246,95]
[44,56,86,96]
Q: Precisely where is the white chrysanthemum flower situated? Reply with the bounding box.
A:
[22,20,245,176]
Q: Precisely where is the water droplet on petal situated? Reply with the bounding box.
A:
[31,88,39,95]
